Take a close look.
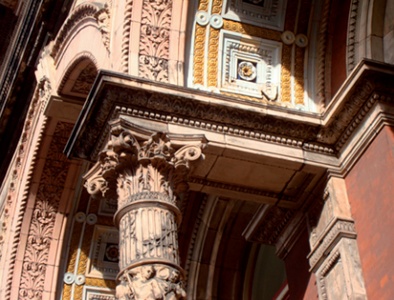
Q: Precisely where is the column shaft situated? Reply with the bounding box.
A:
[84,130,204,300]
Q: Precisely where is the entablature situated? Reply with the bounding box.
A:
[65,59,394,209]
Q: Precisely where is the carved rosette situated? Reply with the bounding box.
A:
[84,129,204,299]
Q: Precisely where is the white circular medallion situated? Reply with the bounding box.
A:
[75,274,86,285]
[295,34,308,47]
[196,11,209,26]
[86,213,97,225]
[281,31,295,45]
[210,14,223,29]
[64,272,75,284]
[74,212,86,223]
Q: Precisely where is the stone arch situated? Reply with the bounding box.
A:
[184,195,287,299]
[57,52,99,99]
[50,2,109,92]
[347,0,389,71]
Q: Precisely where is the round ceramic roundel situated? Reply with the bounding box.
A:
[196,11,209,26]
[237,61,257,81]
[105,244,119,262]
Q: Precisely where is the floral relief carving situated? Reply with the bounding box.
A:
[18,122,73,299]
[0,81,49,300]
[85,129,205,208]
[139,0,172,81]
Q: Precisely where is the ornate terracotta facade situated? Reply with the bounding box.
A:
[1,0,394,299]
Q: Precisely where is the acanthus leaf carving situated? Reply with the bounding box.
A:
[139,132,174,163]
[18,122,73,299]
[138,0,172,81]
[84,128,205,206]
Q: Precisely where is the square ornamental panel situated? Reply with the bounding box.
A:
[86,225,119,280]
[220,31,282,99]
[223,0,287,30]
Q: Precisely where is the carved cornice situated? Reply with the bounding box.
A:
[66,82,320,161]
[65,60,394,174]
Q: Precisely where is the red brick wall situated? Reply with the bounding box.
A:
[345,126,394,299]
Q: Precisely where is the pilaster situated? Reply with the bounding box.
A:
[307,177,367,300]
[84,125,205,299]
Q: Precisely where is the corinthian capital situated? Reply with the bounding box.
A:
[83,128,205,201]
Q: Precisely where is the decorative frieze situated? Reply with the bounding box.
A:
[347,0,359,73]
[84,127,205,299]
[84,287,116,300]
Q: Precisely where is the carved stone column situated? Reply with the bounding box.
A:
[307,177,367,300]
[84,127,204,299]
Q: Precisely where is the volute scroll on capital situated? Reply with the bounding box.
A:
[83,129,206,201]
